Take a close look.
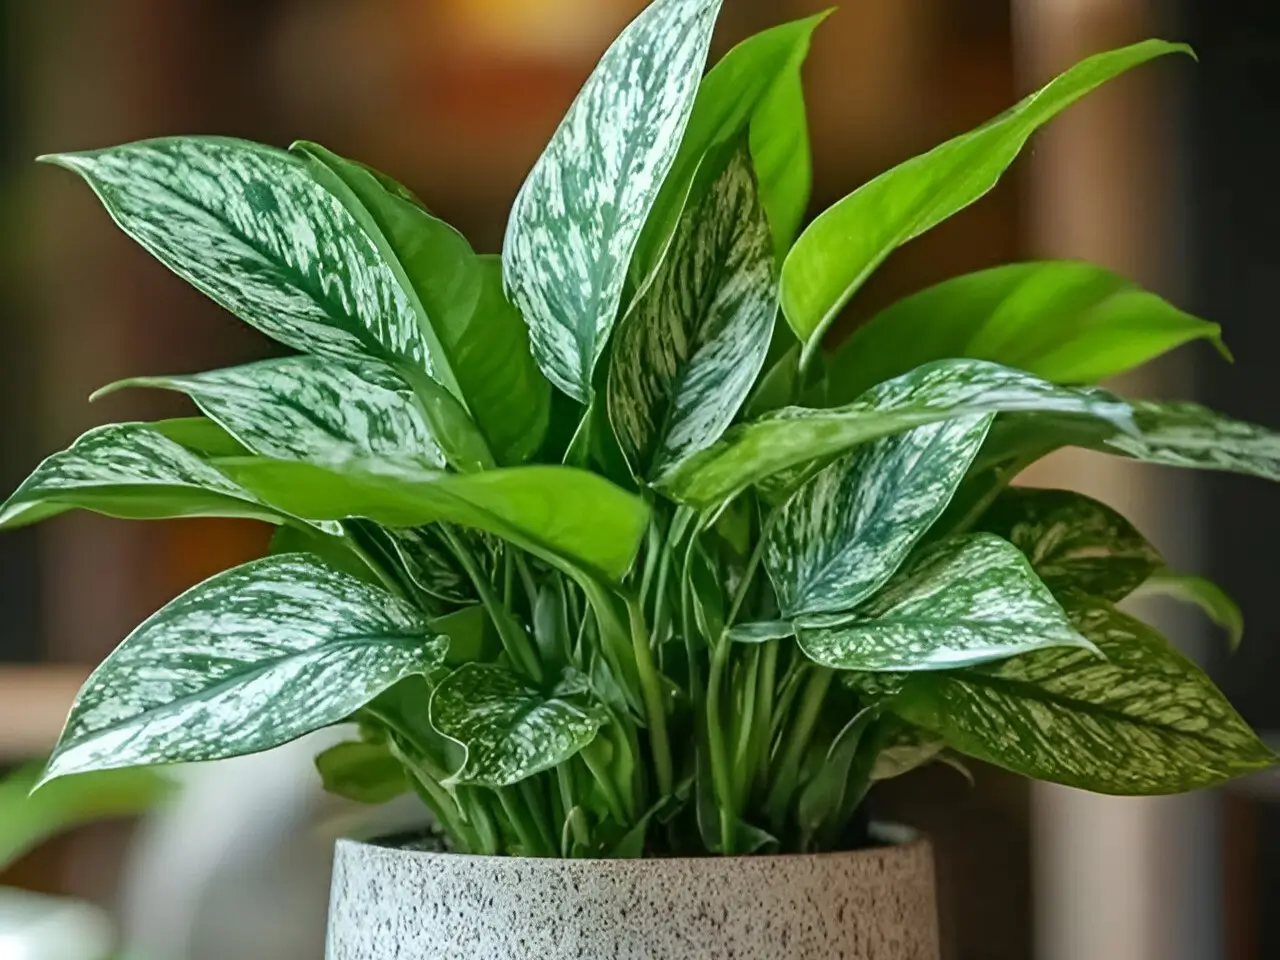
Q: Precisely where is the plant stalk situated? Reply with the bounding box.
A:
[764,666,834,831]
[624,594,673,798]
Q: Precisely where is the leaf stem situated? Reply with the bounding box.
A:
[765,666,834,832]
[705,638,736,852]
[497,786,547,856]
[624,594,673,798]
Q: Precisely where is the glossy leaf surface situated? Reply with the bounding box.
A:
[660,359,1135,508]
[889,596,1274,794]
[797,534,1092,671]
[608,147,776,481]
[502,0,723,401]
[430,664,608,787]
[781,41,1191,362]
[43,555,448,782]
[979,487,1163,601]
[824,261,1228,406]
[767,416,991,617]
[1134,569,1244,651]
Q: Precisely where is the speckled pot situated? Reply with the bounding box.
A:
[325,825,940,959]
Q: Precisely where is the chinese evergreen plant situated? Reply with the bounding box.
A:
[7,0,1276,857]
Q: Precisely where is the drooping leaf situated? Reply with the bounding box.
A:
[429,664,609,787]
[887,595,1275,794]
[659,358,1135,508]
[978,487,1163,601]
[766,415,992,618]
[823,261,1229,406]
[1134,568,1244,651]
[0,423,311,531]
[314,740,410,805]
[96,355,443,466]
[795,707,875,843]
[42,554,448,782]
[219,457,649,585]
[869,723,947,782]
[631,11,831,279]
[796,533,1094,672]
[294,143,550,464]
[607,145,777,481]
[502,0,724,401]
[781,41,1192,361]
[377,525,474,605]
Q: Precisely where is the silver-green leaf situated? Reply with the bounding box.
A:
[888,595,1275,794]
[796,534,1094,672]
[42,554,447,782]
[659,358,1136,508]
[96,356,443,467]
[502,0,724,401]
[607,146,776,481]
[767,415,992,618]
[979,487,1163,601]
[430,664,609,787]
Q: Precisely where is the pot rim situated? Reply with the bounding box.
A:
[335,820,927,867]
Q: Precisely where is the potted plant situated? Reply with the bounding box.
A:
[6,0,1275,956]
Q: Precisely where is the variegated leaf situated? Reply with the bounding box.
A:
[728,620,795,644]
[43,138,430,377]
[607,146,776,481]
[0,423,317,531]
[796,534,1093,672]
[658,358,1135,508]
[870,723,947,782]
[502,0,724,401]
[42,554,447,782]
[97,356,443,467]
[767,415,992,618]
[377,525,474,605]
[1134,569,1244,651]
[219,457,648,585]
[890,595,1275,794]
[979,487,1163,601]
[429,664,608,787]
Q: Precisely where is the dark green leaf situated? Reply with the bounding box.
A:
[766,415,992,618]
[795,707,874,842]
[42,554,448,782]
[796,534,1093,671]
[979,487,1163,601]
[659,358,1135,508]
[219,457,649,585]
[781,41,1192,362]
[429,665,609,787]
[314,740,410,805]
[889,595,1275,794]
[502,0,723,401]
[1134,568,1244,651]
[823,261,1228,406]
[607,145,777,481]
[294,143,550,464]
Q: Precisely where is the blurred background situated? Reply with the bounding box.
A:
[0,0,1277,958]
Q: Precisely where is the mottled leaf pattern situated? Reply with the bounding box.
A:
[869,724,947,782]
[1134,569,1244,651]
[430,664,609,787]
[379,525,474,605]
[979,488,1163,601]
[659,358,1136,508]
[43,138,431,376]
[608,147,776,481]
[99,356,443,467]
[220,457,648,584]
[891,596,1276,794]
[796,534,1093,671]
[0,423,306,531]
[502,0,724,401]
[767,415,992,618]
[1107,401,1280,479]
[42,554,447,782]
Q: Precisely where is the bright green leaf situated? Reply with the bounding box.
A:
[824,261,1228,406]
[314,740,410,805]
[148,417,250,458]
[607,145,777,481]
[767,415,992,618]
[1134,568,1244,651]
[42,554,448,782]
[502,0,723,401]
[430,664,609,787]
[659,358,1136,508]
[781,41,1192,363]
[888,595,1275,794]
[797,534,1094,671]
[979,487,1163,601]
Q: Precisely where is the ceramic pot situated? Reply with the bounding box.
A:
[326,825,940,959]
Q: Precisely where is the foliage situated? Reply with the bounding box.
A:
[6,0,1274,857]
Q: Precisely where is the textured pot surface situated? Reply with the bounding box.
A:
[326,827,940,959]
